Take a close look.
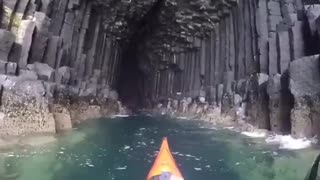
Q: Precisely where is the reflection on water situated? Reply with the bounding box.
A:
[0,115,318,180]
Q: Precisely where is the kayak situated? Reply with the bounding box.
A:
[147,137,184,180]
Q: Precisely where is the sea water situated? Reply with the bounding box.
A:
[0,115,318,180]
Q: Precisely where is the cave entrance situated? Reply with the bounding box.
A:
[116,0,164,110]
[117,41,145,110]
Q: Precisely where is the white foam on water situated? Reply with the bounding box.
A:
[262,151,270,154]
[185,154,196,158]
[138,142,147,146]
[265,135,312,150]
[85,162,94,167]
[202,126,218,130]
[224,127,234,130]
[242,131,267,138]
[123,145,130,150]
[194,167,202,171]
[175,152,201,161]
[111,115,130,118]
[115,166,127,170]
[177,116,188,120]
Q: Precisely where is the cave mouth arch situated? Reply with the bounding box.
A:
[116,0,165,110]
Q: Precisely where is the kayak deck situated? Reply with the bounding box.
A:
[147,137,184,180]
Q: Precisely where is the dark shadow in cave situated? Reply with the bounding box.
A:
[117,42,145,111]
[117,0,164,110]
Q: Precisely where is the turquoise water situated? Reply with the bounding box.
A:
[0,115,318,180]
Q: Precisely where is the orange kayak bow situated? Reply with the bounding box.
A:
[147,137,184,180]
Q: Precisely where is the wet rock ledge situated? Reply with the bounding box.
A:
[0,0,124,136]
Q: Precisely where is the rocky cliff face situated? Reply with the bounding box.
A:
[0,0,319,138]
[146,0,320,139]
[0,0,123,135]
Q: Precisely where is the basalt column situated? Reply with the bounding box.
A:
[151,0,307,136]
[0,0,124,135]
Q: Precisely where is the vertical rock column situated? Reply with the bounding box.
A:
[268,0,282,75]
[71,1,88,68]
[16,20,35,68]
[256,0,269,74]
[244,0,255,75]
[183,52,191,95]
[235,1,245,80]
[75,1,92,80]
[84,12,101,78]
[29,12,51,64]
[0,30,15,75]
[208,31,216,103]
[214,23,222,105]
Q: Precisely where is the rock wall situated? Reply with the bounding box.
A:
[1,0,319,139]
[0,0,123,135]
[151,0,320,138]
